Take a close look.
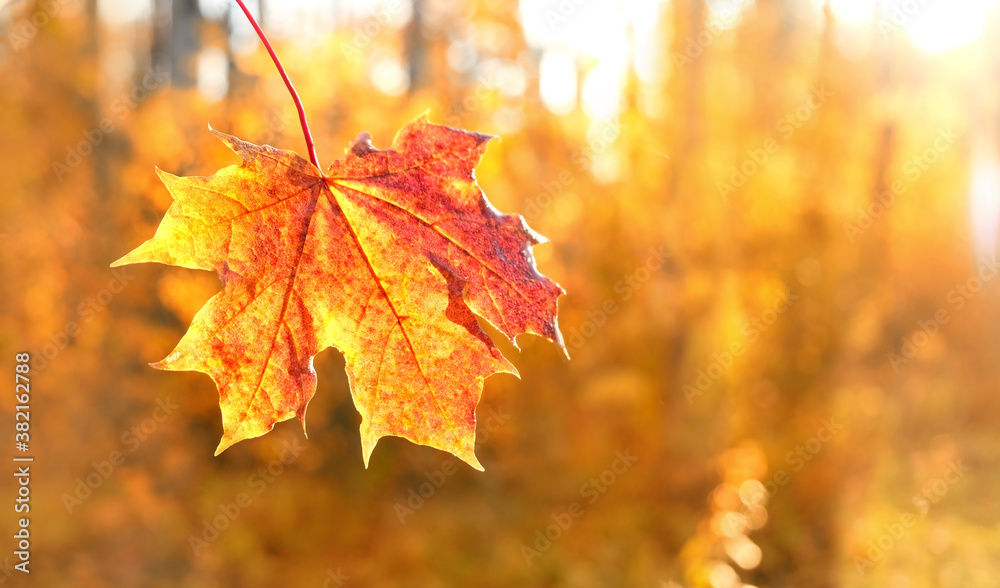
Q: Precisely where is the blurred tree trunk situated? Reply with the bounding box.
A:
[405,0,427,95]
[83,0,109,204]
[152,0,202,87]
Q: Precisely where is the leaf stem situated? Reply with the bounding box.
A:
[232,0,323,175]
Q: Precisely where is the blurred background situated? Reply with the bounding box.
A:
[3,0,1000,585]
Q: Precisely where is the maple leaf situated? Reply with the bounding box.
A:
[113,116,565,469]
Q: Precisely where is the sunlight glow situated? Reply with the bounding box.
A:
[369,54,408,96]
[970,151,1000,259]
[97,0,151,25]
[897,0,997,53]
[725,535,763,570]
[707,0,755,30]
[538,49,577,116]
[197,47,229,102]
[823,0,1000,54]
[708,562,741,588]
[263,0,337,46]
[828,0,875,24]
[520,0,665,118]
[581,62,624,121]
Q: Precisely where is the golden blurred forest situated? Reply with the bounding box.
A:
[3,0,1000,586]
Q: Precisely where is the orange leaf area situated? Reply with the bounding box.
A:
[113,116,565,470]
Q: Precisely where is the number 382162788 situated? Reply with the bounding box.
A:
[15,353,30,450]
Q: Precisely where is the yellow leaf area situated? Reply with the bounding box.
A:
[113,116,565,470]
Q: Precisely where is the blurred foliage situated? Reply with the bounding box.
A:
[2,0,1000,586]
